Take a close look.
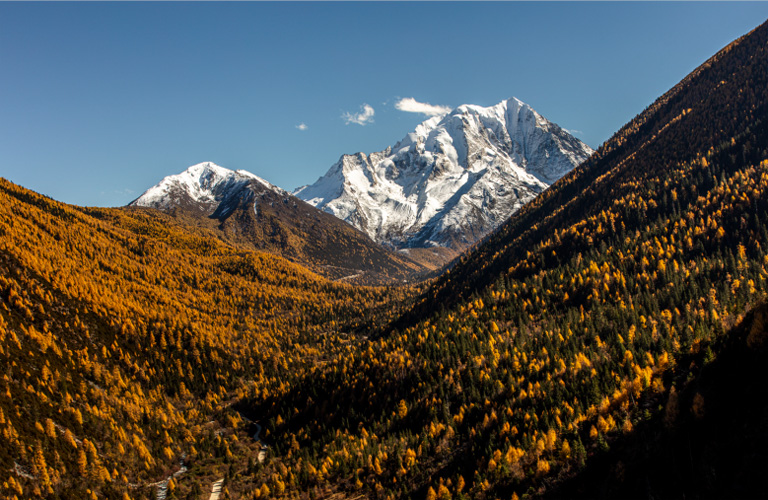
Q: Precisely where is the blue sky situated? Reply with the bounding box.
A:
[2,2,767,207]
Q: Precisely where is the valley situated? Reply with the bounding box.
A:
[1,16,768,500]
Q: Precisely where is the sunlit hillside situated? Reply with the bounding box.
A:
[0,178,414,499]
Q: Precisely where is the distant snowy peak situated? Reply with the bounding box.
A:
[130,162,285,213]
[295,97,593,250]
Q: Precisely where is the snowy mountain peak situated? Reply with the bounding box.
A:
[130,162,284,211]
[295,97,593,250]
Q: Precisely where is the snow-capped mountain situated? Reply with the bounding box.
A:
[295,97,594,250]
[130,161,286,219]
[128,162,427,283]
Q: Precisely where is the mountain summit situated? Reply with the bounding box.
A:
[130,161,283,218]
[295,97,593,251]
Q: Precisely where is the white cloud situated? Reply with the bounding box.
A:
[110,188,135,196]
[296,122,308,131]
[395,97,452,117]
[342,104,375,126]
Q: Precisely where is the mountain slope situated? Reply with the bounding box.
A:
[546,300,768,499]
[295,97,593,252]
[242,18,768,500]
[130,162,427,283]
[0,175,413,499]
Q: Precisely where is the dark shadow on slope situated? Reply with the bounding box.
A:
[544,301,768,500]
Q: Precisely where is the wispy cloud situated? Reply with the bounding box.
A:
[106,188,135,196]
[564,128,583,136]
[395,97,452,117]
[296,122,308,131]
[342,104,375,126]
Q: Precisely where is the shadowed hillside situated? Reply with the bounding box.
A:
[546,301,768,499]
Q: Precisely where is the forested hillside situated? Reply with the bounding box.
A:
[0,178,413,499]
[237,19,768,499]
[546,300,768,499]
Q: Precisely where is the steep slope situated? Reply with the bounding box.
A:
[242,19,768,500]
[295,97,593,252]
[0,176,412,499]
[130,162,427,283]
[546,300,768,500]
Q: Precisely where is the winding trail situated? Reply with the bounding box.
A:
[13,461,35,480]
[253,422,267,463]
[208,478,225,500]
[238,412,269,463]
[154,464,187,500]
[336,272,363,282]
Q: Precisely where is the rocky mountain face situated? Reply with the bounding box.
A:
[295,97,593,251]
[129,162,427,283]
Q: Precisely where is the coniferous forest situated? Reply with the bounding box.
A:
[2,17,768,500]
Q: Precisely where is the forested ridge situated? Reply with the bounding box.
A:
[1,18,768,500]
